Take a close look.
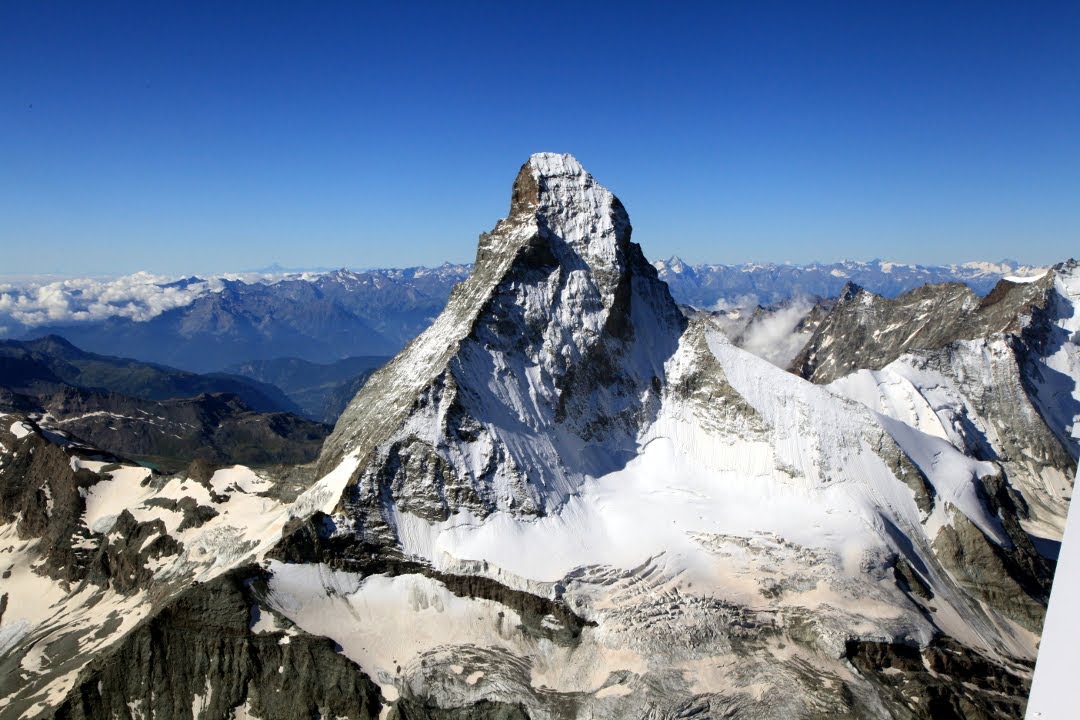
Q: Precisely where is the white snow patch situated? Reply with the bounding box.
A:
[1004,271,1048,284]
[266,564,522,701]
[9,420,32,439]
[210,466,273,495]
[192,678,213,719]
[291,452,360,518]
[82,466,153,533]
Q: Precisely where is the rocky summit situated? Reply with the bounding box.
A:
[0,154,1076,719]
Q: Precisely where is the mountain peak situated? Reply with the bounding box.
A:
[835,281,863,302]
[509,152,587,214]
[319,154,684,516]
[505,153,630,255]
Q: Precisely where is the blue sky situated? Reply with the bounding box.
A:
[2,2,1078,274]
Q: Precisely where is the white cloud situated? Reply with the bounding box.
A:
[738,298,815,368]
[709,294,760,313]
[0,272,219,327]
[0,269,359,329]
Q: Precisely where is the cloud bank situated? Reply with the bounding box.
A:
[0,272,226,330]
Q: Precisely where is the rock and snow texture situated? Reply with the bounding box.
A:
[814,263,1079,537]
[0,416,300,717]
[271,155,1062,717]
[0,156,1072,718]
[320,152,686,525]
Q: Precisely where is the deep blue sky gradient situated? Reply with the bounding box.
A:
[2,1,1078,274]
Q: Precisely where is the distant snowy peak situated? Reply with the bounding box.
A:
[655,255,691,275]
[958,259,1038,276]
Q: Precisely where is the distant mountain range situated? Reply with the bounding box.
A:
[0,259,1044,373]
[0,334,299,413]
[652,257,1046,308]
[224,355,390,424]
[1,266,469,372]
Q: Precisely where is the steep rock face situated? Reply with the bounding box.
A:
[791,275,1056,385]
[45,570,383,720]
[845,637,1032,720]
[1015,261,1080,460]
[0,429,116,586]
[316,153,685,534]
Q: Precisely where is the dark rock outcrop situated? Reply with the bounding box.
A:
[42,569,384,720]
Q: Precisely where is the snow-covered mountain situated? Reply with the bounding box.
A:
[0,154,1075,719]
[794,267,1079,540]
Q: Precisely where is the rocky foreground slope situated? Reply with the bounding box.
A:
[1,154,1076,719]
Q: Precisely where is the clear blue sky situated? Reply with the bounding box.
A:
[2,1,1078,274]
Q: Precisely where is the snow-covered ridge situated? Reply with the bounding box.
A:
[527,151,587,179]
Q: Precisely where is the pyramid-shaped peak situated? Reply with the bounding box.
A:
[322,153,684,487]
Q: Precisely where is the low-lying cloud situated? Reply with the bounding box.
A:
[0,272,225,329]
[738,298,815,368]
